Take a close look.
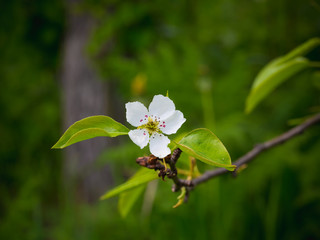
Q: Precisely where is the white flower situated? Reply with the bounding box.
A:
[126,94,186,158]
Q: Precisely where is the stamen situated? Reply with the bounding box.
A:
[138,115,162,136]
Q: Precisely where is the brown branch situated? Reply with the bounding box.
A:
[190,113,320,186]
[167,148,182,188]
[168,148,194,193]
[136,113,320,201]
[136,149,193,188]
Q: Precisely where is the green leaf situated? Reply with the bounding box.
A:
[253,38,320,88]
[168,132,187,150]
[118,185,145,218]
[175,128,235,171]
[246,57,310,113]
[276,38,320,64]
[100,168,158,200]
[246,38,320,113]
[52,115,129,149]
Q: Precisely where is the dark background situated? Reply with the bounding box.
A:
[1,0,320,239]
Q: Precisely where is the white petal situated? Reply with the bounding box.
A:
[159,110,186,135]
[128,129,150,149]
[126,101,149,127]
[148,95,175,120]
[149,133,171,158]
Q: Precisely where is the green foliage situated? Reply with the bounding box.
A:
[118,186,145,218]
[246,38,320,113]
[54,113,233,171]
[277,38,320,63]
[2,0,320,239]
[52,116,129,149]
[100,168,158,200]
[176,128,234,171]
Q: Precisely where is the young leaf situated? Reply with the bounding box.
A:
[175,128,235,171]
[100,168,158,200]
[277,37,320,64]
[246,57,310,113]
[246,38,320,113]
[253,38,320,89]
[173,187,186,208]
[52,115,129,149]
[118,185,145,218]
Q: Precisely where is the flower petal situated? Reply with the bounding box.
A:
[128,129,149,149]
[148,95,175,120]
[149,133,171,158]
[159,110,186,135]
[126,101,149,127]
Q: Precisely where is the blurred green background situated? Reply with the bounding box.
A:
[1,0,320,239]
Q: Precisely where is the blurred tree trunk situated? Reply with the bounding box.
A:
[61,2,114,202]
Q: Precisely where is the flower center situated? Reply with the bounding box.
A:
[139,116,161,135]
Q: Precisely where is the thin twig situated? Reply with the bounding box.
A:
[136,113,320,197]
[189,113,320,186]
[167,148,182,190]
[136,149,193,188]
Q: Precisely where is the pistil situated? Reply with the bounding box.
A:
[138,116,162,135]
